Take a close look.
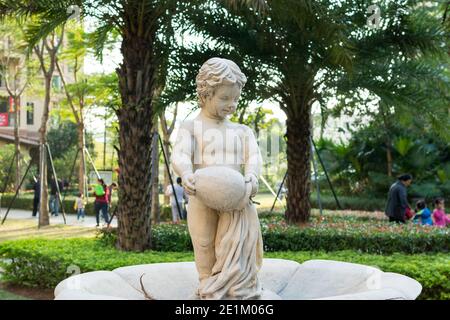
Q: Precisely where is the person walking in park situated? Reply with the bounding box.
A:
[385,174,413,223]
[93,178,109,227]
[75,192,87,222]
[49,177,63,216]
[32,176,40,217]
[165,177,185,224]
[432,198,450,227]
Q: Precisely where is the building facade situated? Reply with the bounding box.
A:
[0,45,72,152]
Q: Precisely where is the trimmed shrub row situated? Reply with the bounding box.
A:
[0,238,448,299]
[99,218,449,254]
[310,194,386,211]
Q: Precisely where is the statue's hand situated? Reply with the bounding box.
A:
[245,173,259,197]
[182,173,196,196]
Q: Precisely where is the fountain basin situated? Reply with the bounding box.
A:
[54,259,421,300]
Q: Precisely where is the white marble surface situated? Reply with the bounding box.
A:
[54,259,422,300]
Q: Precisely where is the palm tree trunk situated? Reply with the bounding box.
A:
[284,101,312,224]
[115,23,156,251]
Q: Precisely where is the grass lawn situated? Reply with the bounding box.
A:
[0,288,29,300]
[254,192,286,210]
[0,219,97,243]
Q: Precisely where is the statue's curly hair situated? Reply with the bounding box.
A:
[196,58,247,107]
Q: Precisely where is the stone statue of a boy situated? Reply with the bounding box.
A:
[172,57,264,300]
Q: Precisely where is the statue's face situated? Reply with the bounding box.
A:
[203,83,241,119]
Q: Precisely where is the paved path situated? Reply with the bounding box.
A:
[0,207,117,228]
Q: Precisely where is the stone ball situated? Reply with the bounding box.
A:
[194,166,248,211]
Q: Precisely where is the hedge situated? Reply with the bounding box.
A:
[259,215,450,254]
[98,217,449,254]
[310,194,386,211]
[0,238,448,299]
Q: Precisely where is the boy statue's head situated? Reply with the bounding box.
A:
[196,57,247,119]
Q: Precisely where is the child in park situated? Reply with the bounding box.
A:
[413,200,433,226]
[74,193,87,222]
[432,198,450,227]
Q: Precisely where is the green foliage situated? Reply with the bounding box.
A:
[0,145,36,192]
[260,215,449,254]
[310,194,386,211]
[0,238,194,288]
[151,223,193,251]
[0,144,17,192]
[47,120,95,160]
[0,238,448,299]
[393,137,414,157]
[316,123,450,201]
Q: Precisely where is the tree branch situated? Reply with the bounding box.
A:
[55,57,80,123]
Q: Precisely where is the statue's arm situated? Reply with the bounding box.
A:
[243,126,263,185]
[172,121,194,178]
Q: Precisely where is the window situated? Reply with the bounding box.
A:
[0,97,7,113]
[0,97,18,127]
[0,97,10,127]
[26,102,34,125]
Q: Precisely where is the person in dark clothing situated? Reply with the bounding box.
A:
[32,177,40,217]
[385,174,413,223]
[49,177,64,216]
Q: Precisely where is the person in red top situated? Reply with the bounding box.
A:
[93,178,110,227]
